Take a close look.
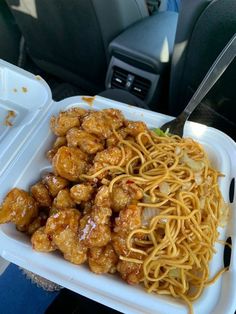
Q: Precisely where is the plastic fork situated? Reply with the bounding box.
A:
[160,33,236,137]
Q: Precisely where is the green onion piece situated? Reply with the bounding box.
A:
[152,128,169,137]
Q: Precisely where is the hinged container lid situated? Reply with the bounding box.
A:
[0,59,53,176]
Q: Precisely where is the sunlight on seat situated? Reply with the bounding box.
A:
[160,37,169,63]
[11,0,37,19]
[172,39,188,67]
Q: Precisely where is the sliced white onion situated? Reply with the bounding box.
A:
[141,207,160,227]
[159,218,168,224]
[194,173,203,185]
[143,193,157,204]
[182,153,205,172]
[159,182,170,195]
[169,268,181,278]
[175,146,181,155]
[182,182,192,191]
[199,196,206,209]
[206,176,213,185]
[219,201,230,227]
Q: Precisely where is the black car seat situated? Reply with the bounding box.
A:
[0,1,21,64]
[169,0,236,139]
[5,0,149,94]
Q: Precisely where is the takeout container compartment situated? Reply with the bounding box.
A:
[0,60,52,177]
[0,59,235,314]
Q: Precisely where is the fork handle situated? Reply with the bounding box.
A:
[183,33,236,118]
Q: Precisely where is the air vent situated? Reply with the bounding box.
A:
[110,66,151,101]
[131,76,151,100]
[111,66,128,89]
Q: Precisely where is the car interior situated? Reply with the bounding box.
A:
[0,0,235,313]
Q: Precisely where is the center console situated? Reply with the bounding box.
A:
[105,11,178,108]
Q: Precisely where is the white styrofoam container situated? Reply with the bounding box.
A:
[0,59,235,314]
